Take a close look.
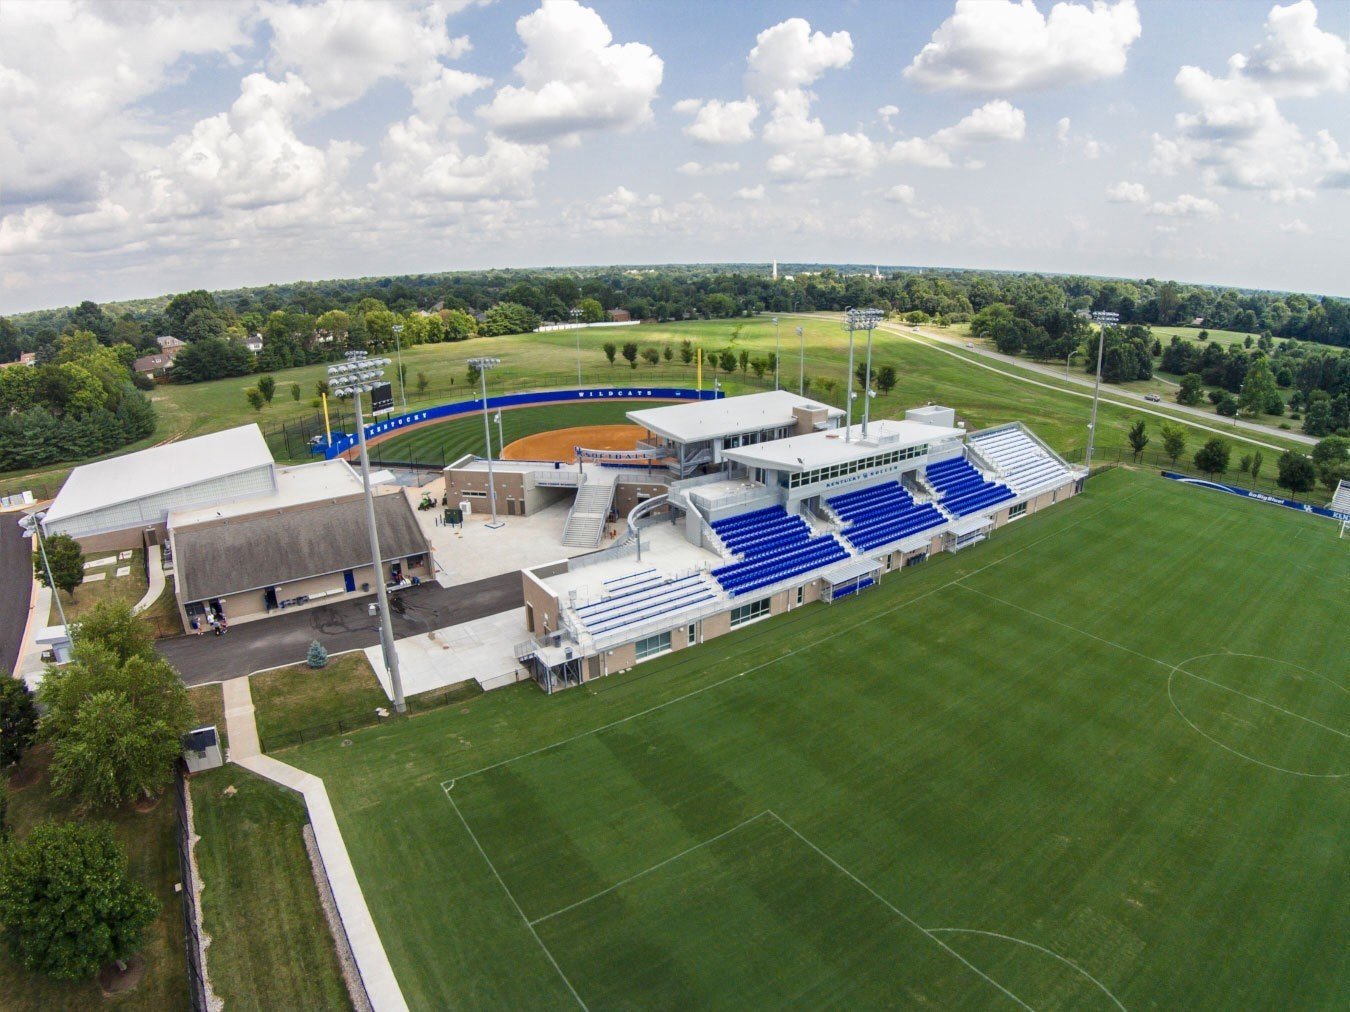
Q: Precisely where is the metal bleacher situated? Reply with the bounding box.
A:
[968,426,1071,494]
[925,456,1015,517]
[710,505,848,597]
[827,482,947,552]
[574,573,717,636]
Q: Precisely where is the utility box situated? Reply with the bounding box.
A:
[906,405,956,429]
[182,726,223,773]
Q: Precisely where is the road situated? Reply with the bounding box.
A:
[160,570,523,685]
[0,517,32,677]
[896,322,1315,449]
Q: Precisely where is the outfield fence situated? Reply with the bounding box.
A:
[173,768,209,1012]
[260,680,484,752]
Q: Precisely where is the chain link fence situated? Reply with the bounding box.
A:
[173,768,209,1012]
[1064,445,1329,506]
[260,680,483,752]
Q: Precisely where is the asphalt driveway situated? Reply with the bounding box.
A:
[0,518,32,676]
[159,570,524,685]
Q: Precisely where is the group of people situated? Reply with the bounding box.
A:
[189,606,228,636]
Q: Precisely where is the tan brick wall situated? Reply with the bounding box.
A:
[522,573,560,638]
[445,470,527,516]
[75,524,163,554]
[612,480,669,517]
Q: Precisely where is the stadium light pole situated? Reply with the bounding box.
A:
[797,325,805,395]
[469,357,505,529]
[1085,310,1119,482]
[21,511,71,638]
[391,324,407,412]
[845,307,884,439]
[570,307,583,385]
[328,352,406,714]
[772,316,780,390]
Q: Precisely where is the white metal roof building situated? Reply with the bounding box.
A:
[42,424,277,543]
[627,391,842,445]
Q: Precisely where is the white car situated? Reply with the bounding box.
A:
[1144,393,1162,402]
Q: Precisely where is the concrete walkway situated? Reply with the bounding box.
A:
[132,548,166,615]
[221,679,408,1012]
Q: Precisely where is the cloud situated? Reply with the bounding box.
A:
[1106,181,1149,204]
[674,97,760,144]
[1279,218,1311,234]
[677,160,740,176]
[478,0,663,143]
[1149,194,1220,218]
[905,0,1141,92]
[733,184,766,201]
[883,184,916,204]
[930,100,1026,145]
[878,105,900,119]
[1240,0,1349,97]
[588,186,663,221]
[263,0,473,111]
[762,88,882,180]
[745,18,852,96]
[1056,117,1073,143]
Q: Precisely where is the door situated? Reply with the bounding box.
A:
[343,570,356,592]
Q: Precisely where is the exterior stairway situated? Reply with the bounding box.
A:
[562,478,616,547]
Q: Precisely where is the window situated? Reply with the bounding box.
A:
[1008,502,1028,519]
[795,586,805,606]
[730,598,770,628]
[635,632,672,661]
[687,623,698,645]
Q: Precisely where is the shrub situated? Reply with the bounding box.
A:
[307,641,329,669]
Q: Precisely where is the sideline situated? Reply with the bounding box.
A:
[220,678,409,1012]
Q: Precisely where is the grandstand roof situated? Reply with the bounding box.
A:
[43,424,274,525]
[724,418,963,473]
[627,391,841,444]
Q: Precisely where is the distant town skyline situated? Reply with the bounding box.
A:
[1,0,1348,314]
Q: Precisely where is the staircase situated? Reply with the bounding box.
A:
[562,479,616,548]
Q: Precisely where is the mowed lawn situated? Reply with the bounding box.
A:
[368,400,651,468]
[289,468,1348,1010]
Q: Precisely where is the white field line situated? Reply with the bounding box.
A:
[439,486,1149,790]
[442,785,588,1010]
[764,812,1033,1011]
[926,928,1127,1011]
[528,811,773,927]
[1176,669,1347,739]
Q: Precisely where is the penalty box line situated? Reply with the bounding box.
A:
[437,487,1150,794]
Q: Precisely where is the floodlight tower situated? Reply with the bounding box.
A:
[21,511,71,638]
[796,325,805,395]
[772,316,780,390]
[569,307,583,385]
[391,324,407,411]
[468,357,504,529]
[844,307,884,440]
[1085,310,1119,481]
[327,351,406,714]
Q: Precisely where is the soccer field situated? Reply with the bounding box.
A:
[290,468,1348,1010]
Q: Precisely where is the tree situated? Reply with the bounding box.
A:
[1213,391,1239,418]
[578,298,604,323]
[307,641,328,669]
[34,533,83,599]
[466,361,481,387]
[603,342,617,366]
[245,387,264,412]
[679,339,693,365]
[662,344,673,362]
[875,365,897,394]
[0,820,158,980]
[1276,450,1316,493]
[739,349,750,374]
[290,382,300,401]
[1193,438,1230,476]
[1160,423,1187,464]
[750,357,767,379]
[48,690,186,808]
[72,602,155,664]
[256,375,276,403]
[1177,372,1205,406]
[621,342,638,369]
[416,371,430,397]
[1127,420,1149,460]
[641,347,660,366]
[1311,436,1349,493]
[1,677,39,768]
[1250,451,1263,483]
[1238,358,1280,417]
[719,350,737,374]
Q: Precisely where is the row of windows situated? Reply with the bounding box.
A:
[635,631,672,660]
[787,444,928,489]
[730,598,771,628]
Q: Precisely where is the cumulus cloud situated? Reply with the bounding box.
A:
[1149,194,1220,217]
[676,160,740,176]
[1240,0,1349,97]
[883,184,916,204]
[733,184,766,201]
[674,97,760,144]
[1106,181,1150,204]
[745,18,852,96]
[905,0,1141,92]
[930,100,1026,145]
[478,0,663,143]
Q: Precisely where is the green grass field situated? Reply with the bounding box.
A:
[369,400,648,468]
[1150,325,1260,349]
[288,468,1349,1009]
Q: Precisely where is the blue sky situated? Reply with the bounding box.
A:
[1,0,1347,314]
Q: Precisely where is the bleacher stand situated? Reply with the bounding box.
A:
[968,427,1072,495]
[827,482,946,552]
[925,457,1015,517]
[574,573,717,636]
[710,505,848,597]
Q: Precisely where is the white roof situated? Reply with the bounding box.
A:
[724,418,963,473]
[169,458,361,527]
[45,424,274,524]
[627,391,841,444]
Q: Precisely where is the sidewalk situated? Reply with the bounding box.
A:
[132,548,166,615]
[221,679,408,1012]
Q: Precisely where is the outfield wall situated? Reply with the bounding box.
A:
[320,386,720,459]
[1162,472,1350,522]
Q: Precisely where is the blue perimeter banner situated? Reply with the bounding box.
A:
[320,387,720,459]
[1161,471,1349,523]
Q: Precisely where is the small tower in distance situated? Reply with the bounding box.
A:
[772,259,778,281]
